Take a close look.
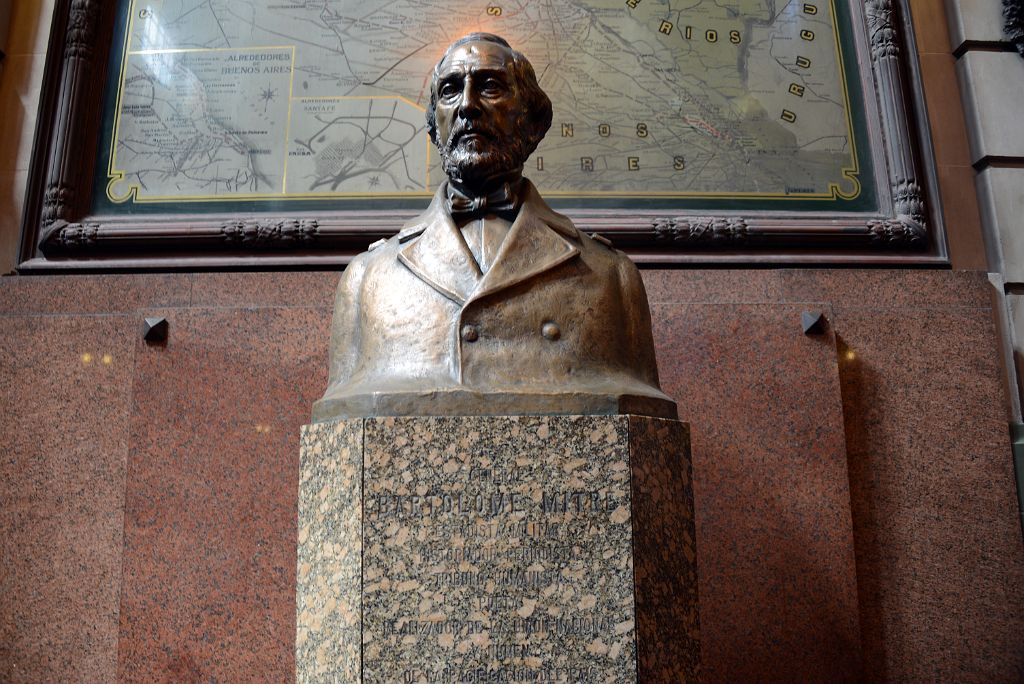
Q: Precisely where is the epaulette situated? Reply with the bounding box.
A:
[589,232,614,248]
[367,238,387,251]
[397,225,426,244]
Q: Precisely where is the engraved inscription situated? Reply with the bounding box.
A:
[361,418,637,682]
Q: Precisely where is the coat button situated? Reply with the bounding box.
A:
[461,324,480,342]
[541,322,561,341]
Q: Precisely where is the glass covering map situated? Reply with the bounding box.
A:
[96,0,873,209]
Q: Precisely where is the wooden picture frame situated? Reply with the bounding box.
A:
[17,0,948,270]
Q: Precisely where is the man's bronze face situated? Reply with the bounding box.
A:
[434,40,528,186]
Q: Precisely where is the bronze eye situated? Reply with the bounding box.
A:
[439,80,460,99]
[481,78,506,95]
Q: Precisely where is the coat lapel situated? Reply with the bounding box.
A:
[397,186,481,304]
[471,181,580,302]
[397,180,581,305]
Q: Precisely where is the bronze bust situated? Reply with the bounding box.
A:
[313,33,676,421]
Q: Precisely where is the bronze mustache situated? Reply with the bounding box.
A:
[445,124,496,152]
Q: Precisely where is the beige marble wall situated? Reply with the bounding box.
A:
[946,0,1024,416]
[0,1,53,275]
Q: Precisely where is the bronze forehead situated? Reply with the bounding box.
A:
[437,41,514,77]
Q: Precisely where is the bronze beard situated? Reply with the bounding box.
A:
[438,112,532,186]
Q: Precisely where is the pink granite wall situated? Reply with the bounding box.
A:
[1,270,1022,682]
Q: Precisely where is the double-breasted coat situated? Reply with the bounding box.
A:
[313,180,675,420]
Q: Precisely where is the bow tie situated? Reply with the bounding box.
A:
[447,181,521,221]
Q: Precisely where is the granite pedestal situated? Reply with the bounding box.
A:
[296,415,699,683]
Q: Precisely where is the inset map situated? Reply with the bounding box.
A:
[286,97,428,195]
[108,47,293,201]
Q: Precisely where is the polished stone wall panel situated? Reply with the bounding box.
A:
[1,269,1021,683]
[835,307,1024,683]
[651,301,863,683]
[779,269,992,309]
[641,269,781,305]
[0,274,191,315]
[0,314,134,683]
[117,307,329,683]
[188,272,339,309]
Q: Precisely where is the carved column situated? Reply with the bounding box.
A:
[39,0,102,241]
[864,0,927,243]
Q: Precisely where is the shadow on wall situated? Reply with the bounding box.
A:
[834,333,889,684]
[1016,348,1024,416]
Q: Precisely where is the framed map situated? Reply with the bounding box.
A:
[19,0,947,268]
